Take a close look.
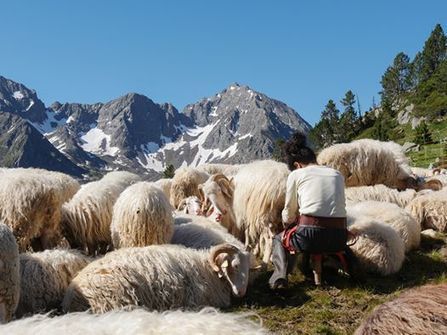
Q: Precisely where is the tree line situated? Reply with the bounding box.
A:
[309,24,447,149]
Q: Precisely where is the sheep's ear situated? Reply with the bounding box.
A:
[221,260,229,268]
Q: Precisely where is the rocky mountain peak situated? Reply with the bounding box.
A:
[0,76,47,123]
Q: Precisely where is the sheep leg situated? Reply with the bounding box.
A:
[261,226,275,265]
[311,254,323,286]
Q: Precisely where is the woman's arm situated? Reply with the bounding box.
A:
[282,173,298,224]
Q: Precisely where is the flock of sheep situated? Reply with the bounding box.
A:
[0,138,446,334]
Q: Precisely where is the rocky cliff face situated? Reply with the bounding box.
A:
[0,76,311,178]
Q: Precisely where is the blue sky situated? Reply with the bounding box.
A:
[1,1,446,125]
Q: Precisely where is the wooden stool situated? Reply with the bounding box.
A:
[310,251,349,285]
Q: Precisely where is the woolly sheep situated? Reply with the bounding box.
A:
[177,196,203,216]
[63,243,250,313]
[345,184,419,208]
[347,201,420,252]
[0,223,19,323]
[170,167,209,209]
[317,139,420,190]
[347,215,405,275]
[172,213,245,250]
[153,178,172,200]
[355,283,447,335]
[111,182,174,248]
[198,174,240,237]
[0,168,80,251]
[16,249,91,317]
[0,308,269,335]
[232,160,289,263]
[61,171,140,254]
[405,188,447,232]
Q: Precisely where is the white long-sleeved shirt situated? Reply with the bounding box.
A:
[282,165,346,224]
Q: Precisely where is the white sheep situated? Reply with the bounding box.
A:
[153,178,172,200]
[317,139,420,190]
[16,249,91,317]
[177,196,204,216]
[347,215,405,276]
[172,213,245,251]
[345,184,419,208]
[61,171,141,254]
[63,243,250,313]
[347,201,420,252]
[0,168,80,251]
[111,182,174,248]
[0,308,269,335]
[170,167,209,209]
[0,222,19,323]
[198,174,239,237]
[405,188,447,232]
[232,160,289,264]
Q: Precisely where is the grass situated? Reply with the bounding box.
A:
[228,233,447,334]
[356,118,447,168]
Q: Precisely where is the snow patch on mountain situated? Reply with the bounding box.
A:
[80,127,120,156]
[31,110,68,135]
[13,91,24,100]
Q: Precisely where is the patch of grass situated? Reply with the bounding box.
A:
[229,233,447,334]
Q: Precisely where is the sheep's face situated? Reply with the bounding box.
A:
[213,250,250,297]
[178,196,203,216]
[201,181,229,222]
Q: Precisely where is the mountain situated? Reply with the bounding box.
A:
[149,83,311,168]
[0,76,311,178]
[0,111,86,177]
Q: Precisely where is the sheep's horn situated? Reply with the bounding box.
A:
[208,244,240,273]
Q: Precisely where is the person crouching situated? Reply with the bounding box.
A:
[269,132,352,289]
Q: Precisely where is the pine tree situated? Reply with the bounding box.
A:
[339,90,359,142]
[419,24,447,82]
[163,164,175,178]
[272,138,285,161]
[413,121,433,145]
[380,52,412,102]
[309,99,341,148]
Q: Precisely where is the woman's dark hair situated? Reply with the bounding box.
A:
[283,132,316,171]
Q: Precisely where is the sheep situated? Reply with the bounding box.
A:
[170,167,209,209]
[197,163,245,177]
[232,160,289,264]
[62,243,250,313]
[177,196,203,216]
[345,184,419,208]
[111,182,174,248]
[61,171,140,254]
[0,307,269,335]
[172,213,245,250]
[347,214,405,276]
[0,168,80,251]
[16,249,91,317]
[405,188,447,232]
[0,222,20,323]
[355,283,447,335]
[317,139,428,190]
[198,174,240,237]
[347,201,420,252]
[153,178,172,200]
